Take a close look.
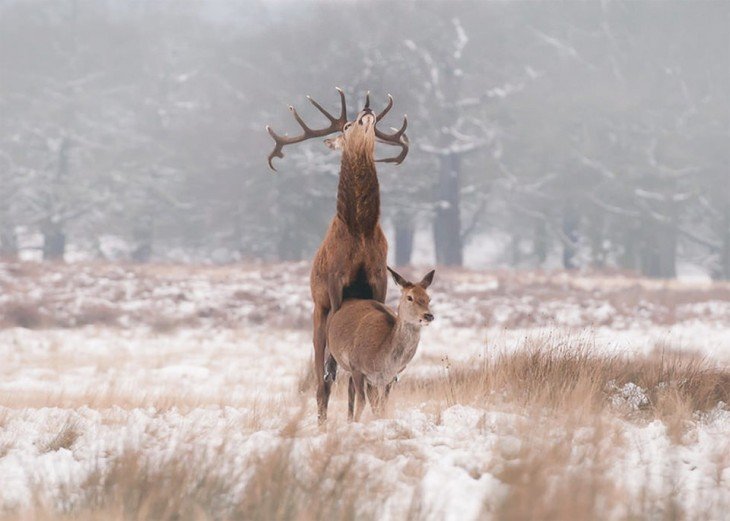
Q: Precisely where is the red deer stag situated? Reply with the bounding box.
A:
[266,88,409,423]
[327,267,435,421]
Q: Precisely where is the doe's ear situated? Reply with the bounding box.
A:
[324,135,344,150]
[387,266,411,288]
[419,269,435,289]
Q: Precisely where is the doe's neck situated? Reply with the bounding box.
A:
[393,311,421,343]
[389,313,421,367]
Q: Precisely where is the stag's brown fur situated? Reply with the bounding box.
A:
[310,111,388,422]
[266,90,409,423]
[327,268,435,421]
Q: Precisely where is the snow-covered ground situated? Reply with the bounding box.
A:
[0,262,728,519]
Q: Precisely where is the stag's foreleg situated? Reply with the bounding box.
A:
[313,305,332,424]
[323,275,344,384]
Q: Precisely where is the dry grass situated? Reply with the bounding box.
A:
[2,260,729,331]
[4,426,385,521]
[73,302,120,327]
[493,420,624,520]
[2,261,728,519]
[486,418,720,521]
[43,420,81,453]
[1,330,726,521]
[399,338,729,435]
[0,300,48,329]
[0,388,291,420]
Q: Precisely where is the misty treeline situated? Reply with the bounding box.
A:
[1,1,728,278]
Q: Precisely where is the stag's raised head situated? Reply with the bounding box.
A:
[324,107,376,156]
[266,89,409,171]
[387,267,436,326]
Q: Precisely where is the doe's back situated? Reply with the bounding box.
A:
[327,299,395,372]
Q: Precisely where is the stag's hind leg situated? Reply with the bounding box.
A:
[324,353,337,383]
[313,306,331,424]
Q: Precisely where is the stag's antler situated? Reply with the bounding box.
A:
[374,94,409,165]
[266,87,348,171]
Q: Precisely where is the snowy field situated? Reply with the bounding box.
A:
[0,261,729,520]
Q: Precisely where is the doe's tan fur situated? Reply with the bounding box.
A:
[327,268,435,421]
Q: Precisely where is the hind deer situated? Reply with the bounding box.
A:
[266,88,409,423]
[327,267,435,421]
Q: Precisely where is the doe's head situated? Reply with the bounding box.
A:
[387,266,435,326]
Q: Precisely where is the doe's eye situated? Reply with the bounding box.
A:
[407,296,413,302]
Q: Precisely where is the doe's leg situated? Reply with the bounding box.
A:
[381,379,396,410]
[366,383,382,416]
[352,372,367,422]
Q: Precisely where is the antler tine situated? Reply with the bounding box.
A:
[364,91,371,111]
[289,105,316,134]
[376,115,407,140]
[307,87,346,125]
[266,125,285,171]
[375,114,409,165]
[265,87,348,171]
[376,94,393,122]
[376,134,409,164]
[335,86,347,122]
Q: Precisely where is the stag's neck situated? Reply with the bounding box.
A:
[389,318,421,370]
[336,150,380,236]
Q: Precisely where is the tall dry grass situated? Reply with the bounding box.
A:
[4,426,385,521]
[398,338,729,433]
[2,337,728,520]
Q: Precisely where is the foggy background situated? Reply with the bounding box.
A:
[1,0,728,279]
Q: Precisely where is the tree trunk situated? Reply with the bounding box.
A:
[618,220,637,271]
[533,219,548,267]
[720,205,730,280]
[562,203,579,270]
[394,213,415,267]
[0,224,18,259]
[131,215,154,262]
[43,225,66,261]
[433,153,463,266]
[639,209,676,279]
[510,231,522,267]
[659,202,678,278]
[639,212,661,278]
[588,212,606,268]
